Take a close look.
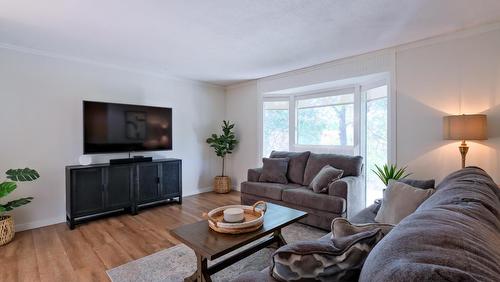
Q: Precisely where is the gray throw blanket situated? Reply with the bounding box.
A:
[359,167,500,282]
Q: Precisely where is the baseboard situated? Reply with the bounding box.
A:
[15,186,233,231]
[183,186,213,197]
[15,215,66,232]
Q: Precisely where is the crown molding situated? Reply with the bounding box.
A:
[396,21,500,52]
[0,42,224,89]
[225,79,259,92]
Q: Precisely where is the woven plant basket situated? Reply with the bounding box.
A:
[0,215,15,246]
[214,176,232,194]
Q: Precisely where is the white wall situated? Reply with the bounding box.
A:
[0,47,225,231]
[225,23,500,189]
[396,25,500,182]
[225,81,259,186]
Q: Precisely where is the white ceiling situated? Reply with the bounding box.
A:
[1,0,500,86]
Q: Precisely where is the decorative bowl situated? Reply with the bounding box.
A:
[206,201,267,234]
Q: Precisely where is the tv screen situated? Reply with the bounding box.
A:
[83,101,172,154]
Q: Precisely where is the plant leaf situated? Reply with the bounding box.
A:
[372,163,413,186]
[6,168,40,182]
[0,182,17,198]
[2,197,33,211]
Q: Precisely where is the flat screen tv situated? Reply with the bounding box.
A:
[83,101,172,154]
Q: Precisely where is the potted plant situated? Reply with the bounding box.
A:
[372,164,411,186]
[0,168,39,246]
[206,120,238,193]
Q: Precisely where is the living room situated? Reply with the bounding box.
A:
[1,1,499,282]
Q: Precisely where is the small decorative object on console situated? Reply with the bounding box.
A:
[206,201,267,234]
[78,155,92,165]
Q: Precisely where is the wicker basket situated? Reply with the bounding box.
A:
[0,215,15,246]
[206,201,267,234]
[214,176,232,193]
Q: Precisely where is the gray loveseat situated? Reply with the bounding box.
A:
[241,151,364,230]
[235,167,500,281]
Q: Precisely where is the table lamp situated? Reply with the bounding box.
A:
[443,114,487,168]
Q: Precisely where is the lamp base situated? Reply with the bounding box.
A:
[459,140,469,169]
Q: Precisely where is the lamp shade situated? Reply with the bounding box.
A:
[443,114,487,140]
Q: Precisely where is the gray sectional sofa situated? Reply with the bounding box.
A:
[235,167,500,281]
[241,151,364,230]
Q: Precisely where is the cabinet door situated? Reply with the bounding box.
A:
[161,161,181,197]
[106,165,133,209]
[72,168,104,216]
[136,163,160,204]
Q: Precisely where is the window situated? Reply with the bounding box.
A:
[364,85,388,205]
[262,100,289,157]
[262,81,390,208]
[296,94,354,146]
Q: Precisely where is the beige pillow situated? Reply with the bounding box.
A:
[331,217,394,238]
[375,181,435,224]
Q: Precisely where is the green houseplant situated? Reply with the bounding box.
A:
[206,120,238,193]
[372,164,411,186]
[0,168,39,246]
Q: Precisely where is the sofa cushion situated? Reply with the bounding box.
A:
[303,153,363,185]
[349,204,378,224]
[271,229,384,282]
[259,158,289,184]
[309,165,343,193]
[375,181,434,224]
[270,151,310,184]
[247,167,263,182]
[397,178,435,189]
[331,217,394,238]
[282,187,345,214]
[360,167,500,282]
[241,181,301,201]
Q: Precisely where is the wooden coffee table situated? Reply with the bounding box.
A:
[170,203,307,282]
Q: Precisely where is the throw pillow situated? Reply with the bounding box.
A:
[397,178,435,189]
[303,153,363,186]
[270,151,310,184]
[308,165,344,193]
[271,229,384,282]
[259,158,289,184]
[375,181,435,224]
[331,217,394,238]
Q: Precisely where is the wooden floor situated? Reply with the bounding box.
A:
[0,191,241,282]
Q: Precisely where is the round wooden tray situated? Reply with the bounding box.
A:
[206,201,267,234]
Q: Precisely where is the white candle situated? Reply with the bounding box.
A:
[224,208,244,223]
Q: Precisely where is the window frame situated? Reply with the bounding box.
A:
[259,75,395,209]
[361,82,390,206]
[262,86,360,156]
[261,97,291,157]
[295,93,356,150]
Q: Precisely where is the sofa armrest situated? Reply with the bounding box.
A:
[247,167,263,182]
[328,176,365,219]
[270,229,383,281]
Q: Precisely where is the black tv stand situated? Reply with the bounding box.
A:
[110,156,153,165]
[65,158,182,229]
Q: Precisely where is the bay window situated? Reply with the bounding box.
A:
[262,81,390,207]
